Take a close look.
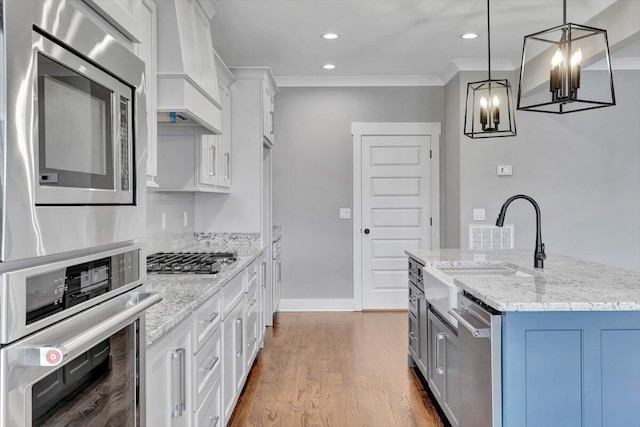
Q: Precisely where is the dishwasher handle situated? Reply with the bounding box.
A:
[449,308,491,339]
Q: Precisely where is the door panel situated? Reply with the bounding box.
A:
[361,135,431,309]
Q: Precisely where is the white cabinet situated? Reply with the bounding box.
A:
[222,297,246,422]
[262,84,275,146]
[134,0,158,187]
[83,0,143,42]
[194,67,277,236]
[217,83,232,189]
[147,317,194,427]
[427,310,459,427]
[257,255,268,348]
[272,239,282,316]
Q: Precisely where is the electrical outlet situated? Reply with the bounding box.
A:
[339,208,351,219]
[497,165,513,176]
[183,212,188,227]
[473,208,486,221]
[161,212,166,230]
[474,253,487,262]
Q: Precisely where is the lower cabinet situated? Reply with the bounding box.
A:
[427,309,460,427]
[147,253,267,427]
[222,296,247,423]
[147,317,194,427]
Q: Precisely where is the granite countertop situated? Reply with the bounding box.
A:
[405,249,640,312]
[145,245,267,347]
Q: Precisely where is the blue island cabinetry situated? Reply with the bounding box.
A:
[502,311,640,427]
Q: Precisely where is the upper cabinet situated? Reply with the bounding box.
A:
[134,0,158,187]
[83,0,143,42]
[156,0,222,134]
[261,77,277,146]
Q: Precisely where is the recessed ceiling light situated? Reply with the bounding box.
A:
[322,33,339,40]
[322,64,336,70]
[461,33,479,39]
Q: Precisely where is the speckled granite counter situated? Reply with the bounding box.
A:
[145,245,267,347]
[405,249,640,312]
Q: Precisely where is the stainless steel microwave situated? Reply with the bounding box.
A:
[0,0,147,263]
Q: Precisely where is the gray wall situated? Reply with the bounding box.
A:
[444,70,640,271]
[147,191,195,235]
[443,74,461,248]
[273,86,445,300]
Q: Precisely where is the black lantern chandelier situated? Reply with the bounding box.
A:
[464,0,517,139]
[517,0,615,113]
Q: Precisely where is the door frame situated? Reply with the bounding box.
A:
[352,122,441,311]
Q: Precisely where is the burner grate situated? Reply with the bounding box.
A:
[146,252,238,275]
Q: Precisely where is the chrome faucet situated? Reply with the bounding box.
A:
[495,194,547,269]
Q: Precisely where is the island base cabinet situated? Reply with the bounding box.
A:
[502,311,640,427]
[146,319,193,427]
[222,297,247,423]
[427,310,459,427]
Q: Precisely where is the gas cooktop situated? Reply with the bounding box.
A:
[146,252,238,275]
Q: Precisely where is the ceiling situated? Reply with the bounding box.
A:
[210,0,634,80]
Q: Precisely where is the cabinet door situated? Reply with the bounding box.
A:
[428,310,459,427]
[199,136,219,187]
[222,298,246,422]
[418,293,429,375]
[258,260,267,347]
[147,321,193,427]
[217,83,232,189]
[428,311,446,403]
[262,84,273,144]
[136,0,158,185]
[84,0,142,42]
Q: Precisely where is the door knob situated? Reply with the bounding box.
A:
[364,228,370,235]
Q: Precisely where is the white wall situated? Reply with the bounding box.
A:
[147,191,195,234]
[273,86,445,300]
[444,69,640,271]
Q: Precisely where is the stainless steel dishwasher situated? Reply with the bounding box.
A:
[449,293,503,427]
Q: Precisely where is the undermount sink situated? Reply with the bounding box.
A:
[434,262,534,278]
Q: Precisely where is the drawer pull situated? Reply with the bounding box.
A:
[202,312,219,325]
[249,298,257,306]
[203,356,219,372]
[247,337,257,349]
[408,332,418,341]
[209,416,220,427]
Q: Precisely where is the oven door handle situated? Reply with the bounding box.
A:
[22,292,162,367]
[448,308,491,339]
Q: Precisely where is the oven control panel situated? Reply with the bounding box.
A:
[25,250,139,325]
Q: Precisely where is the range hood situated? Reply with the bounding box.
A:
[156,0,222,134]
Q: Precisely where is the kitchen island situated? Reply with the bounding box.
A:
[406,249,640,427]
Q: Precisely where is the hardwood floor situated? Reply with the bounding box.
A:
[228,312,444,427]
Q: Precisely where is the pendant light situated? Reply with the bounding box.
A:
[517,0,615,113]
[464,0,517,139]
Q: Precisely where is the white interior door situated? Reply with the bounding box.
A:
[360,134,432,309]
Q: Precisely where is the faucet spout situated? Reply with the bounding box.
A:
[495,194,547,269]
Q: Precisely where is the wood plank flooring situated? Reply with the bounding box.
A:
[228,312,444,427]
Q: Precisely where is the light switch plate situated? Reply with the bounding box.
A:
[497,165,513,176]
[474,253,487,262]
[473,208,486,221]
[340,208,351,219]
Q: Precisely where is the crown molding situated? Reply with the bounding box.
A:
[439,58,516,85]
[587,58,640,71]
[274,75,444,87]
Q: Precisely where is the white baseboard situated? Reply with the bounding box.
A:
[278,298,355,312]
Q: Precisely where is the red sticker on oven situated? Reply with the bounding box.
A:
[41,347,63,366]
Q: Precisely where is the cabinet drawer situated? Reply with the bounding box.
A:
[245,311,258,370]
[408,283,420,316]
[409,312,419,358]
[222,271,245,319]
[245,260,258,290]
[194,327,222,409]
[195,373,222,427]
[246,282,258,316]
[194,290,221,351]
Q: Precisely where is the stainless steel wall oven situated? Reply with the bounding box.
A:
[0,245,161,426]
[0,0,147,262]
